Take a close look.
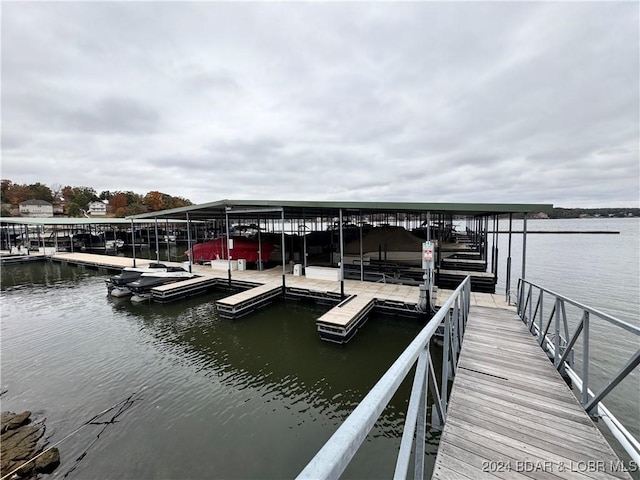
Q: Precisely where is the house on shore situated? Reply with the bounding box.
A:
[87,200,108,216]
[19,200,53,218]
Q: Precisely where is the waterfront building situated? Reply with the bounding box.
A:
[18,199,53,218]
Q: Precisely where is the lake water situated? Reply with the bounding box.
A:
[1,217,638,479]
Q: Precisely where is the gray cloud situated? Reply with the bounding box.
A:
[1,2,638,208]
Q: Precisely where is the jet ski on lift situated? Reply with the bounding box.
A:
[106,263,172,297]
[128,267,196,303]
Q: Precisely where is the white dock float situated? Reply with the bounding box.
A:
[316,294,376,343]
[52,252,155,270]
[216,282,283,319]
[151,276,219,303]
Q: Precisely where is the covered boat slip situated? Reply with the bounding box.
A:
[2,200,553,300]
[125,198,552,298]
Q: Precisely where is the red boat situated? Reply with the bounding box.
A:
[186,237,275,264]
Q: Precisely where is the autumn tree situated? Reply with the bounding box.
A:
[28,183,53,202]
[110,193,128,216]
[6,184,32,205]
[144,191,165,211]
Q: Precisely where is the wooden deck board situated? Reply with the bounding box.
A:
[433,306,632,480]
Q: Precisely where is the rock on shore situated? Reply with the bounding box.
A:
[1,411,60,478]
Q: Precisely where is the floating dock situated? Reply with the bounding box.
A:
[433,306,633,479]
[52,252,155,272]
[216,282,282,318]
[440,258,487,272]
[23,252,510,344]
[316,295,376,343]
[151,276,220,303]
[436,269,496,293]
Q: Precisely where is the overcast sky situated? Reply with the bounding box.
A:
[2,2,638,208]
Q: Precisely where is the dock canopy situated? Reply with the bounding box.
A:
[125,199,553,221]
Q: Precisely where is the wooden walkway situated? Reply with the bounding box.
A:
[433,306,632,480]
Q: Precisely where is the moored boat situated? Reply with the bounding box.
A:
[186,236,275,264]
[128,267,196,303]
[106,263,172,297]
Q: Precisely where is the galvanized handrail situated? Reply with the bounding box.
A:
[516,278,640,464]
[297,276,471,480]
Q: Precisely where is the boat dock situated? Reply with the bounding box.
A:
[316,295,376,343]
[433,305,632,479]
[216,282,283,318]
[15,251,511,344]
[53,252,155,272]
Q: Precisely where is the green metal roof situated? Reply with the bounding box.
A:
[126,199,554,221]
[0,217,192,226]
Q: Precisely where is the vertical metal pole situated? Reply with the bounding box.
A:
[154,217,160,264]
[484,216,489,262]
[522,213,528,280]
[493,215,499,282]
[130,219,136,267]
[359,210,363,282]
[493,215,497,273]
[281,209,286,294]
[554,298,561,367]
[303,209,307,273]
[539,290,544,343]
[506,213,513,302]
[225,210,230,284]
[258,216,263,271]
[582,312,590,406]
[339,208,345,299]
[425,211,432,311]
[165,219,170,262]
[186,213,193,273]
[441,311,451,414]
[146,223,150,255]
[414,371,427,480]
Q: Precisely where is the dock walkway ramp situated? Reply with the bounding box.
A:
[433,306,632,479]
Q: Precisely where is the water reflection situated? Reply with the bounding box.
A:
[109,293,428,438]
[2,260,441,479]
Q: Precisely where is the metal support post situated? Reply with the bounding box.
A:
[522,213,528,280]
[186,213,193,274]
[506,213,513,302]
[130,219,136,267]
[225,210,231,284]
[154,217,160,264]
[165,219,171,261]
[339,208,345,299]
[554,298,561,367]
[583,312,590,406]
[359,211,364,282]
[281,209,286,295]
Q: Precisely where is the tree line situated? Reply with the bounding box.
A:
[0,179,192,217]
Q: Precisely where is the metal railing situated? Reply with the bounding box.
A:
[516,279,640,464]
[297,276,471,480]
